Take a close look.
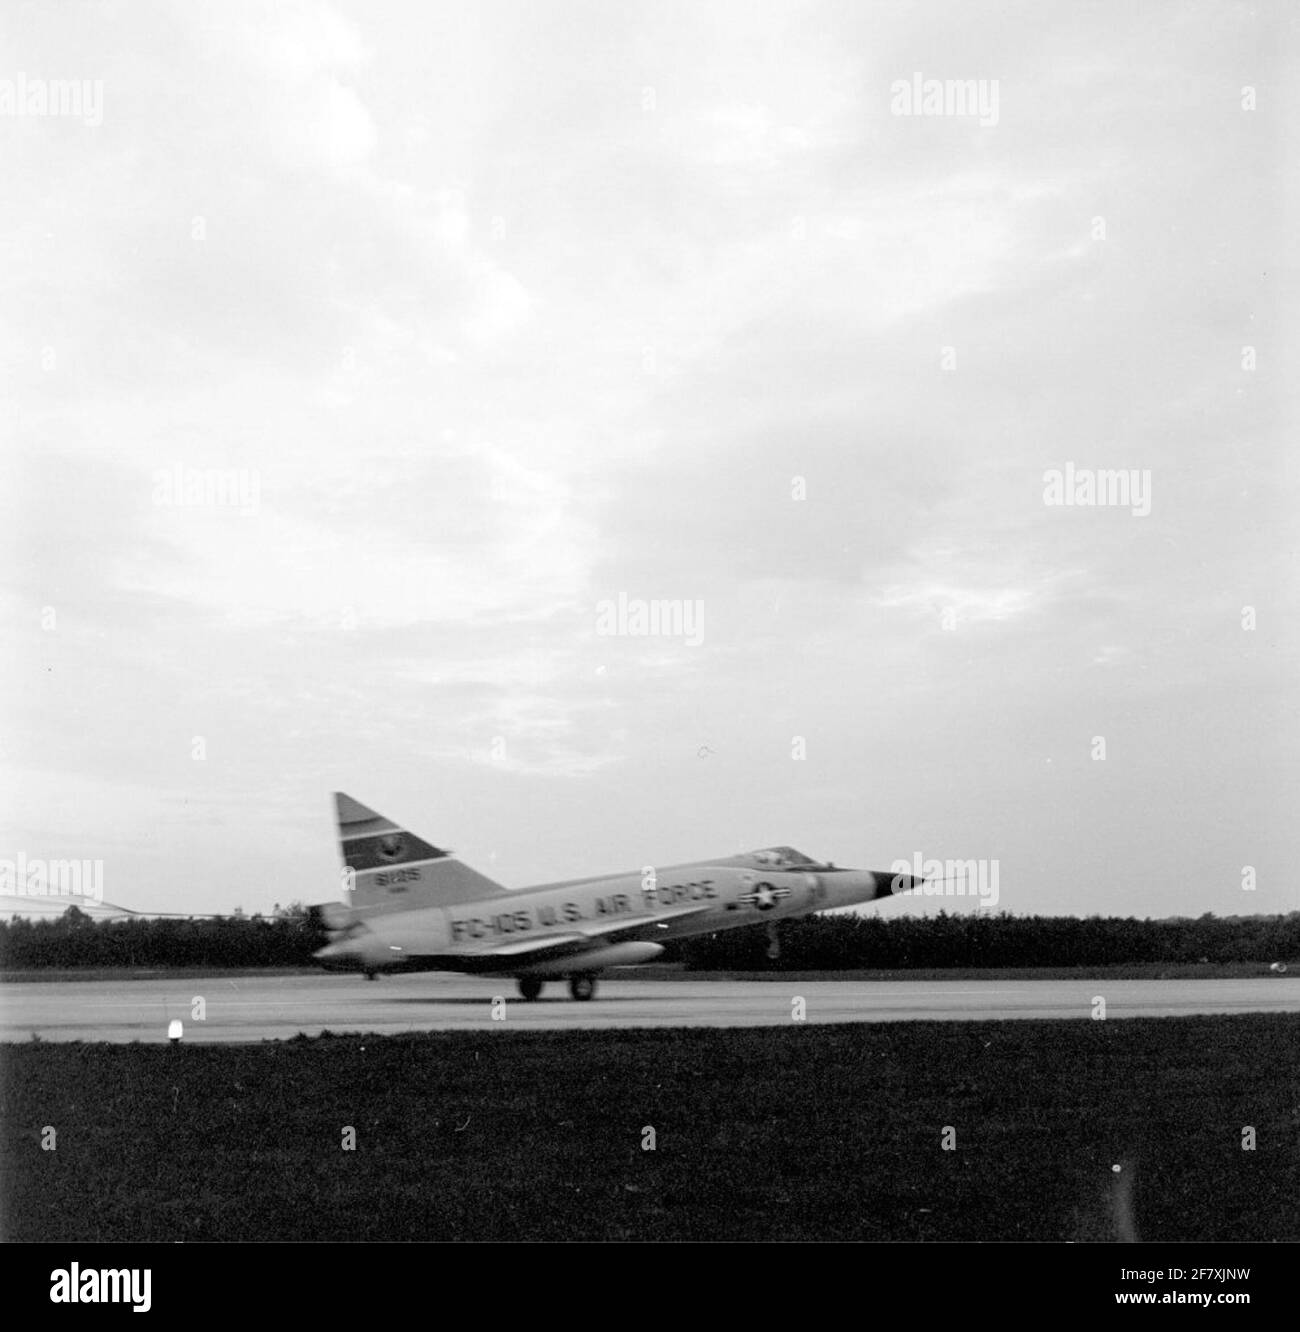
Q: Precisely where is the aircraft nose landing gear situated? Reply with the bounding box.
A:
[517,977,544,1001]
[568,973,597,1001]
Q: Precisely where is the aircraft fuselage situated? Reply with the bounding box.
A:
[319,857,896,977]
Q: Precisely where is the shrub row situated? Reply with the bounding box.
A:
[668,910,1300,970]
[3,905,1295,971]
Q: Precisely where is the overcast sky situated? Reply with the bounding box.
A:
[3,0,1296,919]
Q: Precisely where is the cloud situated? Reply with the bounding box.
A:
[2,0,1294,917]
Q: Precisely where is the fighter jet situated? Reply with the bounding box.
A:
[314,792,921,1001]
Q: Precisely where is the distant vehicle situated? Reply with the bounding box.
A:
[314,792,920,1001]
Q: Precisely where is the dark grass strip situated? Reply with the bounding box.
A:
[2,1014,1297,1242]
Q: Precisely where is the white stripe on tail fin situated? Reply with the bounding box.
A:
[334,792,507,913]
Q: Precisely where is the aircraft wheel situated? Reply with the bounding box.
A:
[518,977,544,1001]
[364,970,379,982]
[568,973,597,1002]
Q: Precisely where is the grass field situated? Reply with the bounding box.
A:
[3,1014,1297,1242]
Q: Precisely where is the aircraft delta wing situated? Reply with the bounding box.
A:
[315,792,920,1001]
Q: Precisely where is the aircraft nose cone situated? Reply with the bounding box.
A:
[874,871,924,897]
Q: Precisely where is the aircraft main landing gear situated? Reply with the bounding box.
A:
[568,973,597,1001]
[518,977,544,1001]
[766,921,781,961]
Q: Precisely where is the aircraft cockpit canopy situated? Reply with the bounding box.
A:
[748,846,820,868]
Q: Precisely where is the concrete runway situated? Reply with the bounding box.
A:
[1,973,1296,1042]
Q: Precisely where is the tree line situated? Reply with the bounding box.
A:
[668,910,1300,970]
[0,905,1294,971]
[0,905,328,969]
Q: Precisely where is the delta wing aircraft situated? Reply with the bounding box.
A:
[315,792,922,1001]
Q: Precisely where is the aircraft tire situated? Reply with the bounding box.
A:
[518,977,544,1001]
[568,973,597,1001]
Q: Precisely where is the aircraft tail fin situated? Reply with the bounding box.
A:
[334,792,507,913]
